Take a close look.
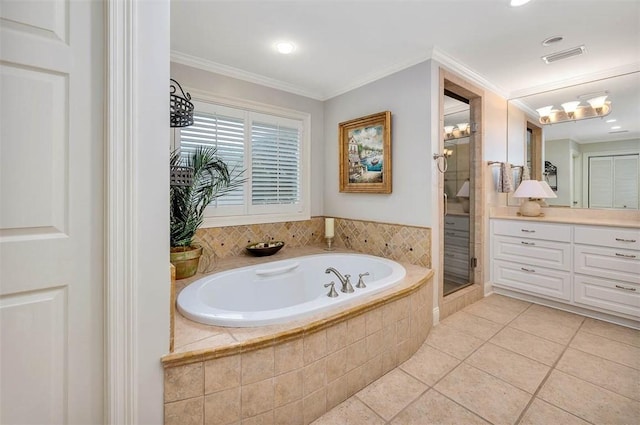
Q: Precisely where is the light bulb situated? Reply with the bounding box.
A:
[456,123,469,133]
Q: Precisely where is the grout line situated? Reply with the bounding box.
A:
[513,318,592,425]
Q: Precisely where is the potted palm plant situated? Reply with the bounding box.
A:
[170,146,242,279]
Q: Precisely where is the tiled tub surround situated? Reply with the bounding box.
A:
[193,217,431,273]
[163,246,433,425]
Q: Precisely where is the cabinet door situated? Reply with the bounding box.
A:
[613,155,639,209]
[492,235,571,271]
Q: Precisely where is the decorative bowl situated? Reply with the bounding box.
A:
[246,241,285,257]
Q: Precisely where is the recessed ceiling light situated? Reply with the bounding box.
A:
[276,42,295,54]
[606,119,617,123]
[611,126,622,130]
[542,35,564,46]
[510,0,531,6]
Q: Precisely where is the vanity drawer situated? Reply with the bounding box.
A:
[492,220,571,243]
[492,235,571,271]
[574,274,640,318]
[444,215,470,232]
[574,225,640,250]
[574,245,640,284]
[492,259,571,301]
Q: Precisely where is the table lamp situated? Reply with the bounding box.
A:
[513,180,553,217]
[456,180,470,213]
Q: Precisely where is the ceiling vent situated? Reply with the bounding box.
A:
[541,45,586,64]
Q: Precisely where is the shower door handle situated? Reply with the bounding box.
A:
[444,193,448,216]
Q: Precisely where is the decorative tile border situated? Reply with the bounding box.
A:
[193,217,431,273]
[334,218,431,268]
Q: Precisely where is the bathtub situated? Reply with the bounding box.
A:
[177,253,406,327]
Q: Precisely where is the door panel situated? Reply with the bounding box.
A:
[0,1,103,423]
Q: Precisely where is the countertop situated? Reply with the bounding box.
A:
[490,206,640,229]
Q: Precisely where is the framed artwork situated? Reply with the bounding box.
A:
[339,111,392,193]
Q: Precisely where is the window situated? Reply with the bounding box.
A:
[175,98,310,226]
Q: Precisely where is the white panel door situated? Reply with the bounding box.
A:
[0,1,104,423]
[613,155,639,209]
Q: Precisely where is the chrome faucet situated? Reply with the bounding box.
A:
[325,267,354,293]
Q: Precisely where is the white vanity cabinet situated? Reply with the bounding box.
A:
[573,226,640,318]
[491,220,572,301]
[490,219,640,323]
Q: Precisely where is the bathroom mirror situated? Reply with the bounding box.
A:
[507,71,640,209]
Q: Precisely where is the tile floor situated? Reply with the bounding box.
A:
[311,294,640,425]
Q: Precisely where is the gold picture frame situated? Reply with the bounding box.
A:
[339,111,392,193]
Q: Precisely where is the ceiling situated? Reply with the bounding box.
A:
[171,0,640,101]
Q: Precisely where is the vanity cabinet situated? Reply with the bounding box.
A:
[444,215,469,282]
[491,219,640,322]
[492,220,571,301]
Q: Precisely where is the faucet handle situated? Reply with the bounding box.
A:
[324,281,339,298]
[356,272,370,288]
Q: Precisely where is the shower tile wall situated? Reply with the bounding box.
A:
[194,217,431,272]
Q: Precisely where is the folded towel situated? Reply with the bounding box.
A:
[498,162,514,193]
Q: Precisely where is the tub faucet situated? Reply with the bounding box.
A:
[325,267,354,293]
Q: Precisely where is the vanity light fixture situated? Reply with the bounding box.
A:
[443,123,470,140]
[536,97,612,125]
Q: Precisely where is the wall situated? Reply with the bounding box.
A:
[323,61,432,227]
[579,138,640,154]
[170,63,325,216]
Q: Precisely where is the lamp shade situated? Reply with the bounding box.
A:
[561,101,580,114]
[536,105,554,118]
[456,180,470,197]
[513,180,549,199]
[587,95,608,109]
[538,180,557,198]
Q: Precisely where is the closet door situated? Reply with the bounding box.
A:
[589,154,639,209]
[613,155,639,209]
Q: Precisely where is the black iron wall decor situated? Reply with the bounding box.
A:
[544,160,558,191]
[170,78,194,128]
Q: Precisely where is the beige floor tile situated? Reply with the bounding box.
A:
[538,370,640,425]
[522,304,584,330]
[571,330,640,370]
[310,397,384,425]
[400,344,460,386]
[434,363,531,425]
[509,310,580,345]
[425,323,485,360]
[520,398,590,425]
[556,348,640,401]
[580,318,640,348]
[465,343,550,393]
[482,294,531,311]
[463,297,527,325]
[490,326,565,366]
[390,389,490,425]
[355,369,427,420]
[440,310,503,340]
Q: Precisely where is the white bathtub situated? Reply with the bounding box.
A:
[177,253,406,327]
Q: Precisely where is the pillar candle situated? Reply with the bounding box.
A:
[325,218,334,238]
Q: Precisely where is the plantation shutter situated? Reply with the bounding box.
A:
[179,108,245,206]
[250,115,302,208]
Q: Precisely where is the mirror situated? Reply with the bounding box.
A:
[507,71,640,209]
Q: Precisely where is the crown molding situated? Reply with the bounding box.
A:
[171,50,325,100]
[508,62,640,99]
[431,47,510,98]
